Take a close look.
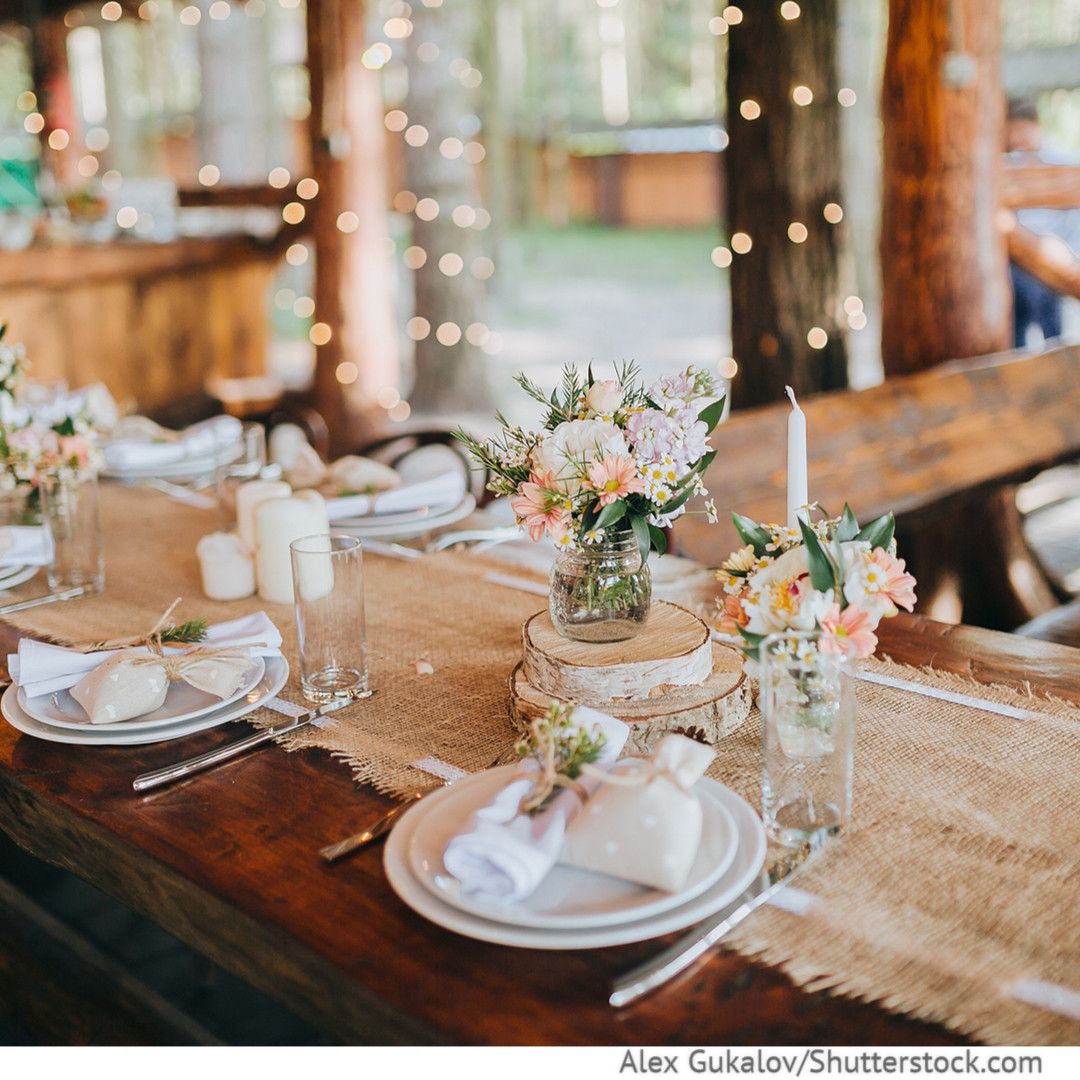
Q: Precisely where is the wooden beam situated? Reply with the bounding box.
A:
[879,0,1011,375]
[1004,216,1080,301]
[1000,164,1080,210]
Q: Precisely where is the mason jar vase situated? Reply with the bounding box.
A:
[548,532,651,642]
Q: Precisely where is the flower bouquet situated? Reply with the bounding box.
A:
[717,506,917,669]
[456,363,724,640]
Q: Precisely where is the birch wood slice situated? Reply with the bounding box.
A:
[508,643,752,756]
[521,601,713,702]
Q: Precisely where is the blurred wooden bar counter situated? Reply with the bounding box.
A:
[0,234,285,417]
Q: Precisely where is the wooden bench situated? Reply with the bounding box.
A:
[674,342,1080,637]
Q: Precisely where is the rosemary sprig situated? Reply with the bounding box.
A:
[157,618,209,645]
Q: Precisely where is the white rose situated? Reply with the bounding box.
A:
[531,419,627,495]
[585,380,624,416]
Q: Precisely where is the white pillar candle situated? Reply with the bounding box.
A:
[235,479,292,553]
[785,385,808,530]
[196,532,256,601]
[254,490,331,604]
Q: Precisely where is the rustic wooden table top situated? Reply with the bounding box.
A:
[1,609,1076,1046]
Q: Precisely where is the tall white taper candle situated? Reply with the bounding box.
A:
[785,385,808,529]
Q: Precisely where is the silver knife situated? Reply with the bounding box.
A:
[609,826,838,1008]
[132,690,373,793]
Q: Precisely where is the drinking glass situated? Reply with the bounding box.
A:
[39,472,105,595]
[290,533,368,703]
[760,631,855,845]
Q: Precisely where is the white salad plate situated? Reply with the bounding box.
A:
[17,655,267,732]
[384,774,766,949]
[332,493,476,539]
[0,565,41,591]
[1,655,289,746]
[408,766,740,930]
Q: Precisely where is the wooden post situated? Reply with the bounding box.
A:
[880,0,1011,375]
[307,0,399,455]
[726,0,848,408]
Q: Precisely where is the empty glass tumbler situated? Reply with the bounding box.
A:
[290,533,368,703]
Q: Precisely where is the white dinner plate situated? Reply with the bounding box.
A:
[408,766,739,930]
[100,441,244,481]
[332,493,476,539]
[17,655,266,732]
[0,565,41,591]
[1,655,290,746]
[383,776,766,949]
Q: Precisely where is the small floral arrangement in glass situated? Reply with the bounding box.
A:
[717,506,918,671]
[0,324,105,493]
[456,363,725,640]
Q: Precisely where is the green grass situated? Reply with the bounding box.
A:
[501,222,725,289]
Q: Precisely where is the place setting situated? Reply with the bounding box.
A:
[381,705,768,952]
[2,605,288,747]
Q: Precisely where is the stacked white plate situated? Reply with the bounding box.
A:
[332,492,477,540]
[1,655,290,746]
[100,438,245,483]
[384,765,767,948]
[0,563,41,592]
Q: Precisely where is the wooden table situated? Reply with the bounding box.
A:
[2,603,1077,1046]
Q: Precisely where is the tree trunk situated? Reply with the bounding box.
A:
[879,0,1010,375]
[403,1,491,415]
[307,0,399,455]
[727,0,848,408]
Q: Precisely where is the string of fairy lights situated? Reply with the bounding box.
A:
[19,0,869,418]
[707,2,868,373]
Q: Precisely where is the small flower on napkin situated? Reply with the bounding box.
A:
[442,705,629,905]
[559,733,716,893]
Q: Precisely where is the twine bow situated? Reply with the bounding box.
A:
[516,714,592,815]
[127,646,258,695]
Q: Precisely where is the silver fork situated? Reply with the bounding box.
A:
[318,742,520,863]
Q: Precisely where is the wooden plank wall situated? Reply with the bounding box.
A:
[0,238,283,416]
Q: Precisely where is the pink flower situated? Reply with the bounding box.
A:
[59,435,95,472]
[869,548,917,613]
[819,602,878,659]
[585,453,645,507]
[510,471,571,542]
[717,588,751,635]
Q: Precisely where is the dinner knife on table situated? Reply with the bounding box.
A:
[132,690,373,793]
[608,825,838,1008]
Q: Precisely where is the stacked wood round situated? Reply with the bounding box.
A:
[508,600,751,755]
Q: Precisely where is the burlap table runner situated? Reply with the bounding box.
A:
[5,483,1080,1046]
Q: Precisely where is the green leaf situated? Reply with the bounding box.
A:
[732,512,773,555]
[697,396,727,434]
[595,499,627,531]
[629,512,651,563]
[799,519,837,593]
[835,504,860,542]
[856,512,896,551]
[648,524,667,557]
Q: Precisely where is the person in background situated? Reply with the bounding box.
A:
[1005,99,1080,348]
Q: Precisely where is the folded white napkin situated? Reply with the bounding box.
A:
[323,468,467,521]
[8,610,282,699]
[103,415,243,471]
[442,707,629,905]
[0,525,53,567]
